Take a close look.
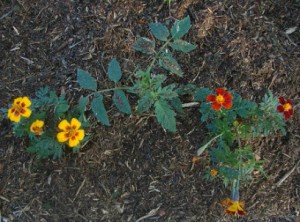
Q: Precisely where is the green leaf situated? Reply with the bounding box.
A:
[169,39,197,52]
[149,22,170,41]
[169,97,183,113]
[133,37,155,55]
[136,93,154,113]
[151,74,167,89]
[55,103,69,115]
[112,90,132,114]
[170,16,191,40]
[158,84,178,99]
[77,69,97,91]
[197,134,222,156]
[91,95,110,126]
[154,99,176,132]
[108,58,122,83]
[78,96,89,114]
[194,88,212,102]
[159,54,183,77]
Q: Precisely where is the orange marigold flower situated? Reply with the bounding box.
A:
[206,88,233,111]
[210,169,218,177]
[277,97,293,120]
[30,120,44,135]
[57,118,85,147]
[222,198,246,216]
[7,97,32,122]
[192,156,200,164]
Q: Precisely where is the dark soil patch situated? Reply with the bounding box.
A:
[0,0,299,221]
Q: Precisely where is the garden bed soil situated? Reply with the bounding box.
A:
[0,0,299,221]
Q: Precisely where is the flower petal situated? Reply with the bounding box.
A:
[206,94,216,102]
[286,99,293,105]
[35,120,44,128]
[21,108,32,118]
[58,120,70,131]
[13,97,22,105]
[222,198,233,207]
[57,132,69,142]
[212,102,222,111]
[284,111,290,120]
[76,129,85,141]
[224,92,233,101]
[71,118,81,130]
[223,101,233,109]
[216,88,225,95]
[9,112,21,122]
[277,105,284,113]
[21,97,31,107]
[278,97,285,105]
[68,137,80,147]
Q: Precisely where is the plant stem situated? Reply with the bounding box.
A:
[146,38,172,73]
[87,86,131,97]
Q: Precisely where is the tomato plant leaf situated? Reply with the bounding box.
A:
[77,69,97,91]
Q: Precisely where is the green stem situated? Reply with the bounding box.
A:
[146,38,172,73]
[87,86,131,97]
[232,126,243,201]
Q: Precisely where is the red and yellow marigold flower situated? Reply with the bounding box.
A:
[206,88,233,111]
[57,118,85,147]
[30,120,44,135]
[222,198,246,216]
[7,97,32,122]
[277,97,293,120]
[210,169,218,177]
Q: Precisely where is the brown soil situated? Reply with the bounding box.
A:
[0,0,299,221]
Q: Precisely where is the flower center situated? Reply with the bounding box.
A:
[11,102,26,116]
[216,95,225,104]
[65,126,79,140]
[32,126,43,135]
[283,103,291,111]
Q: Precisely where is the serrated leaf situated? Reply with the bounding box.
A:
[194,88,212,102]
[159,54,183,77]
[169,97,183,113]
[55,103,69,114]
[108,58,122,83]
[149,22,170,41]
[113,90,131,114]
[154,99,176,132]
[91,95,110,126]
[151,74,167,89]
[136,94,154,113]
[169,39,197,52]
[133,37,155,55]
[158,84,177,99]
[170,16,191,40]
[77,69,97,91]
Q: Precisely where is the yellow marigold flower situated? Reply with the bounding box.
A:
[57,118,85,147]
[7,97,32,122]
[30,120,44,135]
[222,198,246,216]
[210,169,218,177]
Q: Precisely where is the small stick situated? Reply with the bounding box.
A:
[182,102,199,108]
[73,177,87,201]
[275,160,300,187]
